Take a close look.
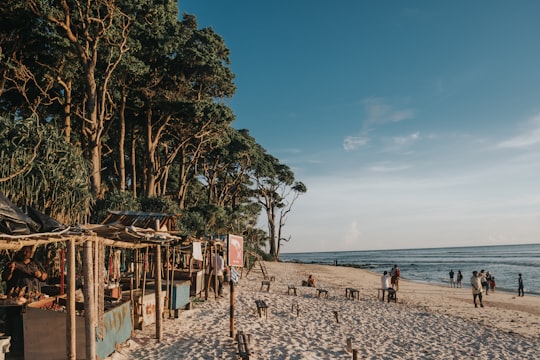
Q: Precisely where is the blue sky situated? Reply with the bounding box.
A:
[181,1,540,252]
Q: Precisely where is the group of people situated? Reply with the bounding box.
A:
[470,270,526,308]
[380,264,400,302]
[448,269,463,288]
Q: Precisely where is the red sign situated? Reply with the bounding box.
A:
[227,234,243,267]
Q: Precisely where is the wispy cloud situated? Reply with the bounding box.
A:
[368,163,411,173]
[343,98,416,151]
[497,113,540,149]
[362,97,415,124]
[392,132,420,146]
[343,135,369,151]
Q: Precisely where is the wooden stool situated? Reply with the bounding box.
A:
[287,285,297,296]
[387,288,397,303]
[261,280,271,292]
[317,288,328,298]
[347,288,360,301]
[255,300,268,318]
[236,331,250,359]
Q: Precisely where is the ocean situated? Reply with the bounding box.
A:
[280,243,540,296]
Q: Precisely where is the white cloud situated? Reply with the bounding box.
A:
[392,132,420,146]
[497,113,540,149]
[343,136,369,151]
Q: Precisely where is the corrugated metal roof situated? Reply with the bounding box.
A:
[102,211,177,231]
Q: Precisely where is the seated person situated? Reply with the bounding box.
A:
[301,274,316,287]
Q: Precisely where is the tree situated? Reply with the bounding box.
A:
[252,152,307,259]
[28,0,131,197]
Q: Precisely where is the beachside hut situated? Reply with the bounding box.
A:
[0,195,157,360]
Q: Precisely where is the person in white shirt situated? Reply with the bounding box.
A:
[471,271,484,308]
[380,271,391,302]
[213,251,226,296]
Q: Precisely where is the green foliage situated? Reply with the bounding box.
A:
[0,116,93,224]
[90,190,140,223]
[138,196,181,215]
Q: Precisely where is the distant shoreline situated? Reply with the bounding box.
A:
[281,259,539,297]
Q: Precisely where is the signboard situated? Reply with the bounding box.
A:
[229,267,240,285]
[227,234,244,267]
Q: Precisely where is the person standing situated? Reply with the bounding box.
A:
[390,264,400,291]
[479,270,488,296]
[470,271,484,308]
[484,271,492,295]
[518,273,524,296]
[212,251,226,297]
[456,270,463,288]
[449,269,455,288]
[380,271,391,302]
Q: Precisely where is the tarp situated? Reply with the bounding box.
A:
[0,191,65,235]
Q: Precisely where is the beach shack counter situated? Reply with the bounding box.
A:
[22,296,132,360]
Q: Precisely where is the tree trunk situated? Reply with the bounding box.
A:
[119,87,127,191]
[131,126,137,197]
[145,107,157,197]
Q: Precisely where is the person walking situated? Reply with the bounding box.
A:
[518,273,524,297]
[470,271,484,308]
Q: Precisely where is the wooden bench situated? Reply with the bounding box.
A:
[260,280,271,292]
[287,285,297,296]
[255,299,268,318]
[236,331,250,359]
[377,288,397,303]
[345,287,360,300]
[316,288,328,298]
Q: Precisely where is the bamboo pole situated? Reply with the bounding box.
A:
[165,245,170,319]
[83,240,96,360]
[66,238,76,360]
[155,244,163,341]
[140,247,148,330]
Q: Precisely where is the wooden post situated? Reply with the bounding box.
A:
[83,240,96,360]
[165,245,170,319]
[229,279,234,337]
[352,349,358,360]
[66,239,76,360]
[155,244,163,341]
[169,246,176,319]
[134,249,140,289]
[346,338,353,352]
[60,248,65,295]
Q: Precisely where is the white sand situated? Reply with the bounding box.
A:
[109,262,539,359]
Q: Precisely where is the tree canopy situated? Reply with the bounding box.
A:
[0,0,306,259]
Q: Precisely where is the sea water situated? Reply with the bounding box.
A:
[280,243,540,296]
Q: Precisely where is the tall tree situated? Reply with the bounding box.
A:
[252,152,307,259]
[28,0,130,197]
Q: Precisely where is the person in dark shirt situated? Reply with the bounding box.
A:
[2,245,48,297]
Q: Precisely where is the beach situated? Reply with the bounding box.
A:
[110,262,539,359]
